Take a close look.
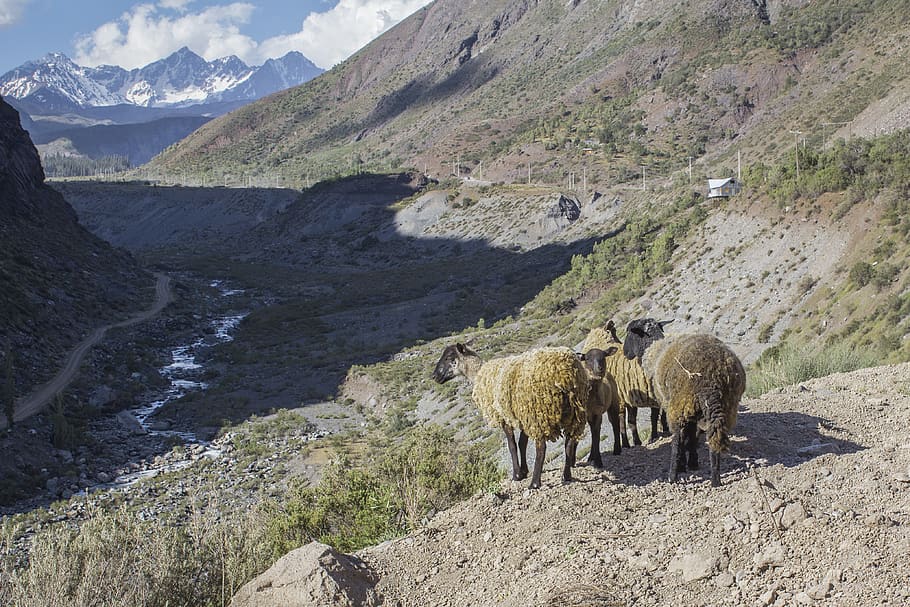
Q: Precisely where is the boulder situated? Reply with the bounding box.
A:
[116,411,146,435]
[230,542,381,607]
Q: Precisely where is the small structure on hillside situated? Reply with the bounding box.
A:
[707,177,741,199]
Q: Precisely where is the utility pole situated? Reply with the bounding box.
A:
[737,150,742,181]
[528,162,531,185]
[688,157,693,184]
[788,129,802,182]
[479,160,483,180]
[582,166,587,198]
[641,165,647,190]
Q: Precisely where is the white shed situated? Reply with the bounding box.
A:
[707,177,741,198]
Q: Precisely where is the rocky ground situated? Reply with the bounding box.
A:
[299,362,910,607]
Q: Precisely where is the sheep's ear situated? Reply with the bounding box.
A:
[605,319,615,330]
[628,326,647,337]
[456,343,468,354]
[604,346,619,357]
[658,319,674,329]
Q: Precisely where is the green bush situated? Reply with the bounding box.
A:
[265,425,499,554]
[747,341,880,397]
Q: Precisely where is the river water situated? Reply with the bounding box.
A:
[105,280,247,488]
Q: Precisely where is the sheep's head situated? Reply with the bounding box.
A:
[432,343,476,383]
[579,347,619,379]
[623,318,674,361]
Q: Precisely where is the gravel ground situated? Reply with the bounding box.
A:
[360,363,910,607]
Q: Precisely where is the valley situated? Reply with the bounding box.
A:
[4,0,910,604]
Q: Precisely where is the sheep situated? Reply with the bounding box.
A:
[581,320,670,446]
[576,347,622,467]
[622,318,745,487]
[432,344,589,489]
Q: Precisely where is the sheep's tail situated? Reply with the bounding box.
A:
[704,390,730,453]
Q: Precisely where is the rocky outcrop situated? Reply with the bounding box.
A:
[230,542,381,607]
[0,95,45,201]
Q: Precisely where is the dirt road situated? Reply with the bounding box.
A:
[2,273,172,428]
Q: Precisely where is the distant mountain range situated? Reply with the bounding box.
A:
[0,47,322,111]
[0,48,323,168]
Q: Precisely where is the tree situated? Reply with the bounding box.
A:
[3,352,14,429]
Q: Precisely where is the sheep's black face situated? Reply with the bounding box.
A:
[432,345,461,383]
[623,318,673,360]
[581,348,612,379]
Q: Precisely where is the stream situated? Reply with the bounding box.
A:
[101,280,248,490]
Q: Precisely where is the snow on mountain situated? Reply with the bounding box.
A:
[0,48,322,111]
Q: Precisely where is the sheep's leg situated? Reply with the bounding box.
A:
[530,440,547,489]
[649,407,668,442]
[628,406,642,446]
[619,404,630,448]
[563,438,577,482]
[586,415,604,468]
[518,431,529,480]
[685,422,700,470]
[710,450,722,487]
[668,425,687,483]
[606,405,621,456]
[502,423,524,481]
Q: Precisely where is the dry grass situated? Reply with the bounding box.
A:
[0,501,272,607]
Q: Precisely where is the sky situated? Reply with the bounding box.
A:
[0,0,432,74]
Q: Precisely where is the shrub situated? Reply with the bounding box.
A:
[747,341,880,397]
[265,425,499,554]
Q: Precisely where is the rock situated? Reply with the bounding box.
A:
[793,591,814,604]
[667,552,718,582]
[89,385,116,408]
[96,471,111,483]
[806,580,833,600]
[753,543,787,569]
[148,420,172,431]
[46,477,60,494]
[116,411,147,435]
[715,572,736,588]
[780,502,808,529]
[230,542,381,607]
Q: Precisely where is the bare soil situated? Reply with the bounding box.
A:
[360,363,910,607]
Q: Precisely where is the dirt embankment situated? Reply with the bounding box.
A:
[353,363,910,607]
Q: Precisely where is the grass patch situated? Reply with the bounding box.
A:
[746,341,882,397]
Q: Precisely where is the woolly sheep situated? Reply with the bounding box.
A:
[581,320,670,446]
[623,318,746,487]
[577,347,622,467]
[432,344,589,489]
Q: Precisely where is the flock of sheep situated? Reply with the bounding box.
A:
[432,318,746,489]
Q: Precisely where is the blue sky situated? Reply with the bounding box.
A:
[0,0,431,74]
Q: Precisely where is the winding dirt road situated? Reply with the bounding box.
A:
[2,272,173,428]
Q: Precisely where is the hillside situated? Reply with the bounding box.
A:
[150,0,910,188]
[352,363,910,607]
[0,96,150,399]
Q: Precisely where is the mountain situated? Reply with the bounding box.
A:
[0,49,322,167]
[148,0,910,186]
[0,48,323,110]
[0,94,149,413]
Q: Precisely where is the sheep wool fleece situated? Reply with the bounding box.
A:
[583,327,659,409]
[471,347,589,442]
[641,334,745,451]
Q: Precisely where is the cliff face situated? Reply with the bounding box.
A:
[0,95,149,398]
[0,94,47,205]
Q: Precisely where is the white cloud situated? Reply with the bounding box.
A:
[257,0,431,68]
[75,2,258,69]
[0,0,29,27]
[73,1,431,70]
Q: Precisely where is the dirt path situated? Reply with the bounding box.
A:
[2,273,172,428]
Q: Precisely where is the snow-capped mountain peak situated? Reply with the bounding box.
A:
[0,49,323,110]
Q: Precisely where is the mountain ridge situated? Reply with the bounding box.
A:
[0,48,323,111]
